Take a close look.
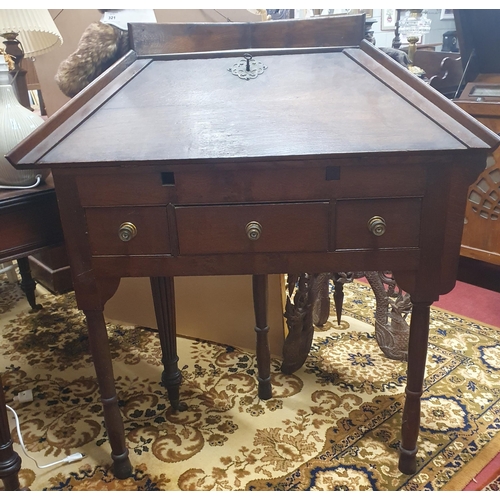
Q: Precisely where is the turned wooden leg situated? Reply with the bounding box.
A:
[85,310,132,479]
[252,274,272,400]
[150,277,187,412]
[0,375,22,491]
[398,301,432,475]
[333,277,344,326]
[17,257,42,311]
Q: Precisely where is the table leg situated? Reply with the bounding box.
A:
[84,310,132,479]
[332,276,345,326]
[150,277,187,412]
[252,274,272,400]
[0,374,22,491]
[17,257,42,311]
[398,301,432,475]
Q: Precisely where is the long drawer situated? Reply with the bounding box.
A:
[175,202,330,255]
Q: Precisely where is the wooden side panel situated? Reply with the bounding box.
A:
[129,15,365,56]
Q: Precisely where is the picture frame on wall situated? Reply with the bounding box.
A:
[381,9,397,31]
[440,9,454,20]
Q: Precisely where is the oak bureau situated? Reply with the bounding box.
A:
[7,16,499,480]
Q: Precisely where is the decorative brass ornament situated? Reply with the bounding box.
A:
[229,53,267,80]
[246,221,262,240]
[118,222,137,242]
[367,216,386,236]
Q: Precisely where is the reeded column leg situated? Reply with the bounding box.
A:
[252,274,272,400]
[398,301,432,475]
[85,310,132,479]
[17,257,42,311]
[150,277,187,412]
[0,375,22,491]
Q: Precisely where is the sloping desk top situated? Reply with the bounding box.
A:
[6,21,500,481]
[8,42,497,167]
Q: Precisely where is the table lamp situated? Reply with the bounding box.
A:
[399,9,431,66]
[0,9,62,188]
[0,9,62,108]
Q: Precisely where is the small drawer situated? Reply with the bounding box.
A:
[175,168,334,204]
[85,207,171,255]
[77,173,176,207]
[175,202,329,255]
[335,198,422,250]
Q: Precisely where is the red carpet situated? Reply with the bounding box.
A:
[463,451,500,491]
[435,279,500,329]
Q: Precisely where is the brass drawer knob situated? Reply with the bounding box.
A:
[118,222,137,242]
[367,216,386,236]
[246,221,262,241]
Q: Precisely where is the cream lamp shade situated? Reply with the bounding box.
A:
[0,9,62,56]
[0,10,62,188]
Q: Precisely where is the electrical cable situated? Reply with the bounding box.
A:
[0,174,42,190]
[6,404,85,469]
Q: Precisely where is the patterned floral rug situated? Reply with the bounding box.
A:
[1,277,499,491]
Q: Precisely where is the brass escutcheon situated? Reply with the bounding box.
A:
[367,216,386,236]
[118,222,137,242]
[246,221,262,240]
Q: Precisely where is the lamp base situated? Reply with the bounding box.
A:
[2,34,31,109]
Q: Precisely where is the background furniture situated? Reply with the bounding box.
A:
[453,9,500,266]
[414,48,462,98]
[8,15,498,481]
[0,177,64,491]
[0,176,64,309]
[104,275,287,358]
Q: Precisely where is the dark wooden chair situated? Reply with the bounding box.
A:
[414,49,463,99]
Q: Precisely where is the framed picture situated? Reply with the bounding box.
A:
[381,9,397,31]
[440,9,454,20]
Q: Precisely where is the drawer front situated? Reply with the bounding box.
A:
[85,207,171,255]
[175,202,329,255]
[335,198,422,250]
[76,163,426,207]
[77,173,177,207]
[176,164,426,204]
